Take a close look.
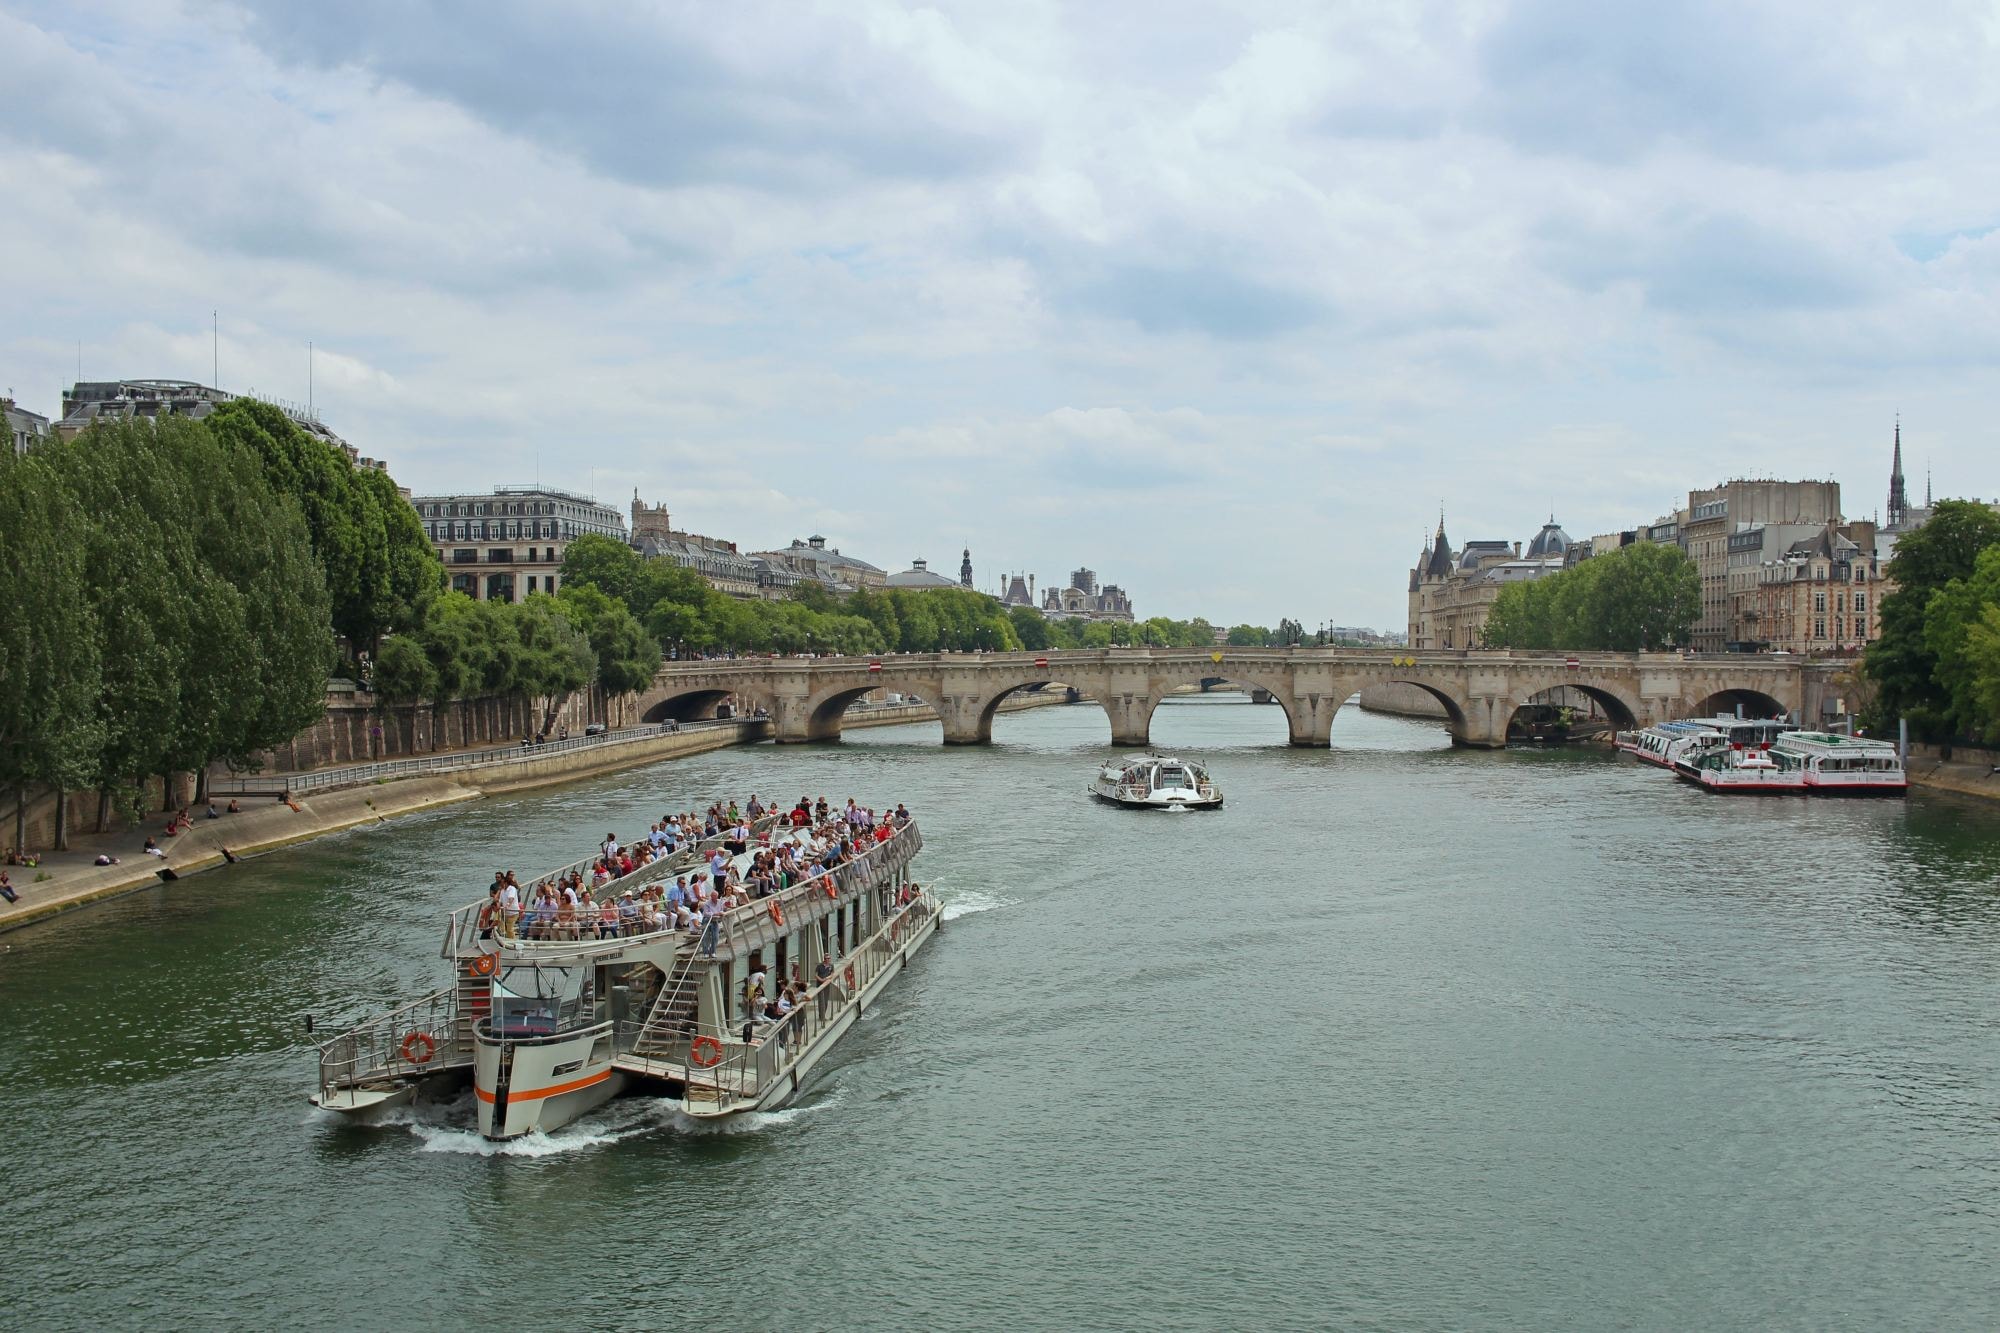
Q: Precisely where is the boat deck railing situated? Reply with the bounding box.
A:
[625,888,940,1113]
[316,984,463,1098]
[441,812,790,957]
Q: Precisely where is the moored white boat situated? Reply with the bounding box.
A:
[1772,731,1907,794]
[1617,716,1794,769]
[1673,735,1807,793]
[1089,754,1222,809]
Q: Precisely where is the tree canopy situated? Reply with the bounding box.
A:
[1482,543,1698,651]
[1863,500,2000,740]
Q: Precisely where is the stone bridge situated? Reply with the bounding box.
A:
[632,648,1836,749]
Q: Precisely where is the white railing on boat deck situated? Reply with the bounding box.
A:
[316,984,462,1097]
[440,812,789,957]
[703,822,924,960]
[633,888,941,1114]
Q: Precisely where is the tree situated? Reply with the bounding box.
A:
[1921,544,2000,742]
[559,584,662,696]
[0,448,104,847]
[1864,500,2000,737]
[1226,624,1269,647]
[1482,544,1696,650]
[1008,605,1051,650]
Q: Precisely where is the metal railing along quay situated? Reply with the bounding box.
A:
[210,718,751,799]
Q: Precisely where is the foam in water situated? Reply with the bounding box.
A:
[940,887,1014,921]
[336,1088,840,1156]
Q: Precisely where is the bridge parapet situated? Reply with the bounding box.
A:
[634,648,1831,750]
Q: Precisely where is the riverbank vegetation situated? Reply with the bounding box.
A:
[1480,543,1699,651]
[1862,500,2000,743]
[558,533,1235,656]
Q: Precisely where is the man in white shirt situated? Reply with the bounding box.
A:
[498,878,522,937]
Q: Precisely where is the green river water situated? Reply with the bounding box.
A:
[3,697,1999,1330]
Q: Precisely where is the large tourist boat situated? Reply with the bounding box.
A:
[1089,754,1222,809]
[1771,731,1908,794]
[308,814,938,1139]
[1671,734,1807,793]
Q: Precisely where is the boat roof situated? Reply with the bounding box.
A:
[1775,731,1896,751]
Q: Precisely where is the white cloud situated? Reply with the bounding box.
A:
[2,0,1997,628]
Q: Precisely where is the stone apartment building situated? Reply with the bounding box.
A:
[1744,522,1881,653]
[1679,479,1842,652]
[411,485,626,603]
[55,378,388,470]
[3,396,48,455]
[1406,518,1571,649]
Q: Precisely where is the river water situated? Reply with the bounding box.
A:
[4,697,1999,1330]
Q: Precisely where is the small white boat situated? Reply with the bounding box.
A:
[1772,731,1907,794]
[1090,755,1222,809]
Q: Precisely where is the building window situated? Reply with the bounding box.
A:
[1813,618,1825,640]
[527,575,538,593]
[1854,593,1867,614]
[453,548,478,564]
[488,548,513,564]
[1814,592,1826,613]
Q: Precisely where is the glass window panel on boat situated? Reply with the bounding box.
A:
[493,964,588,1036]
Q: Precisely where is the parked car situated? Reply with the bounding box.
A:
[583,722,608,736]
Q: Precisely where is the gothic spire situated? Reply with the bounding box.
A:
[1886,417,1909,529]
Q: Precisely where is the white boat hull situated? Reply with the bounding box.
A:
[475,1027,624,1140]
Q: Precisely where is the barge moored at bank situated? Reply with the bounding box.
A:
[309,817,937,1139]
[1772,731,1907,794]
[1089,755,1222,809]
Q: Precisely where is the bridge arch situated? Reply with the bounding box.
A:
[1501,683,1638,744]
[1382,679,1471,735]
[1697,687,1788,721]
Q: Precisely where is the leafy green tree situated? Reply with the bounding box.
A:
[1008,605,1051,650]
[1921,544,2000,742]
[512,595,596,733]
[558,584,661,695]
[1864,499,2000,737]
[0,448,104,847]
[559,532,650,609]
[1961,605,2000,741]
[1483,544,1696,650]
[1226,624,1269,646]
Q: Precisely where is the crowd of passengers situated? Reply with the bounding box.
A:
[475,794,913,943]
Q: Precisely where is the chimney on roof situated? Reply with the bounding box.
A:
[1513,541,1522,557]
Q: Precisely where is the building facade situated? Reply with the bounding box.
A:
[1745,523,1881,653]
[1042,567,1134,621]
[3,397,48,455]
[411,485,626,603]
[54,379,385,470]
[1679,479,1842,652]
[1407,519,1571,649]
[751,536,887,592]
[629,493,768,599]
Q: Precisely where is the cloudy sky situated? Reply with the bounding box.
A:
[5,2,1998,628]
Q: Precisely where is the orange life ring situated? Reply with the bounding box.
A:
[767,901,784,927]
[400,1031,437,1065]
[843,964,856,990]
[689,1034,724,1068]
[824,880,839,899]
[466,952,497,978]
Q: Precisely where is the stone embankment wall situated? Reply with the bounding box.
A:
[260,685,619,772]
[0,720,770,935]
[1905,742,2000,803]
[1354,682,1449,718]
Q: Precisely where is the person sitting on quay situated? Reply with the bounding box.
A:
[143,836,168,858]
[206,802,221,820]
[95,853,120,866]
[0,870,18,904]
[226,798,242,814]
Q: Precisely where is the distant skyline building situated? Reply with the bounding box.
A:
[3,396,48,456]
[410,484,624,603]
[52,378,386,470]
[1407,515,1569,649]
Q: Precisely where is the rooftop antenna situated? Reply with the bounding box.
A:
[212,310,218,389]
[308,341,313,415]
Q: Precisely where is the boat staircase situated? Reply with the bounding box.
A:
[451,965,487,1064]
[630,953,708,1059]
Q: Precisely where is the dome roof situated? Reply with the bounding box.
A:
[1526,519,1571,558]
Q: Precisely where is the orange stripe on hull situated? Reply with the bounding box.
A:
[474,1069,611,1104]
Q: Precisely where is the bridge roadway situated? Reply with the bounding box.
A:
[633,648,1837,750]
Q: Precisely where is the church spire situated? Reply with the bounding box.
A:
[1887,416,1909,528]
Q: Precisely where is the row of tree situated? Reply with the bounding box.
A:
[1862,500,2000,743]
[1,410,338,841]
[1481,543,1700,651]
[558,533,1248,656]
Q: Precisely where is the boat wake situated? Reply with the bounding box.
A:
[940,887,1015,921]
[340,1088,841,1155]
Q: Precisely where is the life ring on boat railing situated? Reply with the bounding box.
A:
[843,964,856,990]
[689,1035,725,1068]
[767,901,785,927]
[824,879,839,900]
[400,1031,437,1065]
[465,952,497,978]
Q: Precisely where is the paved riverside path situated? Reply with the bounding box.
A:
[0,719,767,936]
